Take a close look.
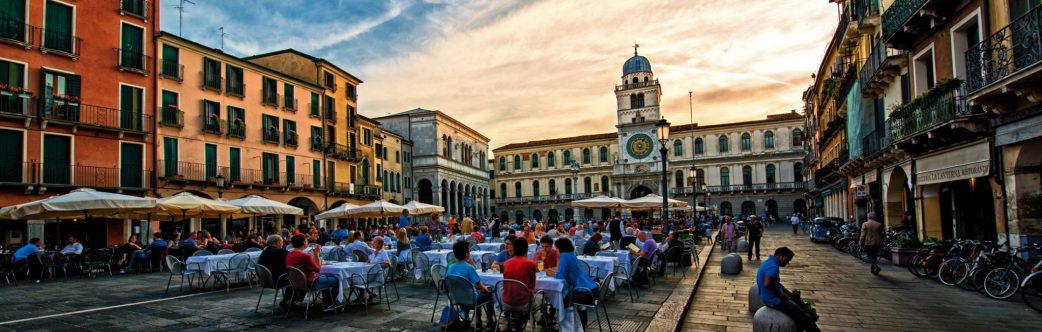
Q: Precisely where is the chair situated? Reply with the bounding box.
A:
[572,273,614,332]
[649,250,665,285]
[323,247,343,262]
[0,253,16,286]
[29,252,57,282]
[192,249,214,257]
[665,246,686,277]
[285,266,335,320]
[324,242,337,246]
[429,263,447,322]
[217,249,235,255]
[494,279,542,332]
[254,264,290,316]
[245,247,262,253]
[349,264,391,313]
[84,250,113,278]
[479,253,495,269]
[211,253,252,292]
[384,254,400,302]
[164,255,200,295]
[444,275,495,327]
[352,249,369,263]
[612,256,642,302]
[413,253,432,286]
[579,259,595,279]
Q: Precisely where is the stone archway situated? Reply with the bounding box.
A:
[629,185,653,199]
[766,199,778,219]
[532,209,542,222]
[418,178,433,204]
[548,209,559,223]
[793,199,807,215]
[885,167,912,229]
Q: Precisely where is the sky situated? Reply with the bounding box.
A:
[160,0,838,149]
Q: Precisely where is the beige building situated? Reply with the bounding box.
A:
[376,122,413,204]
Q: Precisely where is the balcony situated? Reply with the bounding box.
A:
[201,73,222,92]
[201,114,224,135]
[0,17,35,48]
[262,92,279,108]
[860,129,889,157]
[324,108,337,124]
[0,93,33,118]
[310,136,323,151]
[34,162,151,190]
[119,0,150,21]
[814,150,848,186]
[283,98,298,112]
[226,121,245,139]
[860,42,906,97]
[886,80,981,144]
[39,27,80,59]
[116,48,150,75]
[38,98,152,134]
[882,0,953,49]
[324,143,362,161]
[262,127,280,144]
[159,59,183,81]
[226,80,244,97]
[702,182,806,194]
[284,131,298,147]
[494,192,610,205]
[158,106,183,128]
[0,161,34,185]
[615,79,659,91]
[965,4,1042,107]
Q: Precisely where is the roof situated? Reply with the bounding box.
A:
[623,54,652,75]
[373,108,490,142]
[243,48,363,84]
[494,132,617,152]
[156,32,325,91]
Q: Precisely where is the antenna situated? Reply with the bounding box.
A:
[173,0,196,36]
[218,27,231,51]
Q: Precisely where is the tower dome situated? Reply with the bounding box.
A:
[623,54,652,75]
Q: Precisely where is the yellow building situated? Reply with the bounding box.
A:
[377,129,412,204]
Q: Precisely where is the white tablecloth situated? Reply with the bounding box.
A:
[320,262,376,302]
[474,243,503,252]
[185,251,262,276]
[596,250,632,275]
[421,250,496,267]
[475,271,580,331]
[577,255,617,279]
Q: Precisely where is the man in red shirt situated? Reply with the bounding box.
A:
[535,236,559,275]
[503,237,538,331]
[285,235,338,308]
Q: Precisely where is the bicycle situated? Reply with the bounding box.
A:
[938,240,979,286]
[907,240,949,279]
[955,241,999,291]
[1019,246,1042,312]
[983,244,1037,300]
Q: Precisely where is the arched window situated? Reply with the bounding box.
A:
[498,157,506,171]
[635,93,645,108]
[563,150,572,164]
[532,180,540,197]
[792,128,804,146]
[583,177,592,193]
[565,178,573,195]
[582,148,591,164]
[720,202,733,216]
[694,138,704,155]
[742,165,753,185]
[695,169,705,188]
[675,170,684,188]
[531,153,539,168]
[719,135,729,153]
[500,183,507,199]
[720,167,730,186]
[514,182,522,197]
[764,131,775,149]
[600,176,609,194]
[549,179,557,195]
[673,140,683,156]
[513,155,521,170]
[629,94,639,109]
[631,77,638,84]
[741,133,751,151]
[794,162,804,182]
[741,201,756,216]
[547,151,556,167]
[599,147,608,162]
[766,164,776,184]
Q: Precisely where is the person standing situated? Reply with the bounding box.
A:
[790,214,800,235]
[490,216,500,239]
[859,212,884,275]
[608,217,623,246]
[719,216,737,253]
[745,215,764,260]
[757,247,820,332]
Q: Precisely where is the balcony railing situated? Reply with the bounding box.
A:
[814,149,848,185]
[119,0,150,21]
[262,92,279,107]
[0,17,34,48]
[226,79,244,97]
[966,4,1042,94]
[201,73,222,91]
[886,80,975,143]
[494,192,609,204]
[38,98,152,133]
[861,129,889,157]
[284,131,298,147]
[40,27,80,59]
[860,41,905,95]
[263,127,280,144]
[159,59,183,81]
[324,108,336,124]
[34,162,151,189]
[702,182,806,194]
[614,79,659,91]
[0,94,32,117]
[283,98,297,112]
[159,107,183,127]
[0,161,34,184]
[116,48,149,74]
[201,114,224,135]
[882,0,926,39]
[227,121,245,138]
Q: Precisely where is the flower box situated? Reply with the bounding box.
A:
[0,91,11,96]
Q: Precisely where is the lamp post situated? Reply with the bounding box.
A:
[215,174,225,199]
[704,185,711,217]
[571,161,580,222]
[689,166,698,219]
[656,118,671,233]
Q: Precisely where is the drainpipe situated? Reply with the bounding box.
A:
[993,137,1012,247]
[911,159,923,239]
[150,11,160,200]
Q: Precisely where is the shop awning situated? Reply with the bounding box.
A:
[915,140,991,185]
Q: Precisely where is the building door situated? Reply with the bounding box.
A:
[43,1,73,52]
[120,23,144,70]
[228,147,241,182]
[120,85,143,130]
[120,143,142,188]
[0,129,22,182]
[162,137,177,178]
[42,134,70,185]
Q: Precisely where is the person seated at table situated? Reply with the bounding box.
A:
[415,227,433,251]
[503,237,538,330]
[664,231,684,252]
[446,240,494,331]
[470,229,485,244]
[619,228,638,252]
[554,238,599,328]
[178,233,198,256]
[13,237,41,267]
[259,235,291,308]
[118,234,144,266]
[124,233,169,273]
[369,236,390,269]
[634,231,658,285]
[493,234,518,270]
[285,234,337,307]
[395,228,411,256]
[521,226,536,243]
[60,234,83,257]
[345,231,374,257]
[534,236,559,276]
[224,231,239,245]
[582,232,602,256]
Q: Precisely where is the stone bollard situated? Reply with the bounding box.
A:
[721,253,743,275]
[753,306,797,332]
[748,284,765,312]
[737,239,749,252]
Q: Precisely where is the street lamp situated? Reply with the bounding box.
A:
[704,184,711,217]
[215,174,225,199]
[656,117,671,233]
[571,161,580,222]
[689,166,699,219]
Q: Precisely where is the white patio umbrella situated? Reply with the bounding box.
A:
[313,203,360,221]
[3,188,155,220]
[345,200,407,218]
[224,195,304,234]
[402,200,445,215]
[570,195,625,209]
[622,194,688,211]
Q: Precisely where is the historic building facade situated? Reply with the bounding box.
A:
[492,51,807,223]
[375,108,491,219]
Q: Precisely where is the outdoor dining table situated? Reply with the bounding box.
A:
[319,261,376,302]
[596,250,633,275]
[473,243,503,252]
[475,271,581,331]
[185,250,262,276]
[577,255,617,279]
[421,250,496,266]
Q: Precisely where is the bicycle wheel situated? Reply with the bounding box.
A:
[956,264,978,291]
[974,267,991,295]
[1021,272,1042,313]
[938,259,958,286]
[907,255,924,277]
[984,268,1021,300]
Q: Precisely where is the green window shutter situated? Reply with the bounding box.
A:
[310,92,319,115]
[120,143,143,188]
[163,137,177,177]
[68,74,80,97]
[0,129,23,183]
[0,60,24,86]
[204,144,217,179]
[285,156,295,185]
[229,147,240,182]
[120,85,143,130]
[42,134,70,185]
[312,160,320,188]
[44,1,72,52]
[284,83,294,106]
[162,45,178,63]
[1,0,25,22]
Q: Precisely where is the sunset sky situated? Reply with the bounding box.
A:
[161,0,839,148]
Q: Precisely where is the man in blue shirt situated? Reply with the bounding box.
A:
[493,234,517,268]
[125,233,169,273]
[757,247,819,332]
[344,232,374,258]
[335,227,349,243]
[399,212,411,229]
[446,241,493,330]
[415,227,433,251]
[13,237,41,263]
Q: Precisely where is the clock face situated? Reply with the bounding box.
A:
[626,133,654,159]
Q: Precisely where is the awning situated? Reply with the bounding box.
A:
[995,112,1042,146]
[915,140,991,185]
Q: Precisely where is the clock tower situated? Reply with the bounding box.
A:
[614,45,664,198]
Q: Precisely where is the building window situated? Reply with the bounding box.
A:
[742,165,752,185]
[563,150,572,164]
[533,180,540,196]
[629,93,645,108]
[718,135,729,153]
[1,0,27,44]
[283,83,295,110]
[764,131,775,149]
[362,128,371,145]
[720,167,730,186]
[583,177,592,193]
[227,106,245,138]
[515,182,522,197]
[599,147,608,162]
[582,148,591,164]
[500,183,507,199]
[741,133,751,151]
[513,155,521,170]
[912,47,936,96]
[262,114,279,143]
[162,137,177,178]
[43,1,75,54]
[547,152,556,167]
[565,178,573,195]
[228,147,241,182]
[674,170,684,188]
[310,92,320,117]
[766,164,776,184]
[600,176,609,193]
[160,45,180,80]
[673,140,683,156]
[499,157,506,171]
[226,65,244,96]
[695,169,705,188]
[720,202,733,216]
[792,129,803,146]
[262,153,279,185]
[694,138,704,155]
[531,153,539,168]
[794,162,804,182]
[549,179,557,195]
[202,58,222,91]
[118,23,145,71]
[119,85,144,130]
[282,119,297,146]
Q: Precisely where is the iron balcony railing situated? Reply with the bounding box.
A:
[966,4,1042,94]
[0,17,34,48]
[158,106,183,127]
[860,41,904,91]
[861,128,889,157]
[119,0,150,21]
[886,80,975,143]
[324,143,362,160]
[159,59,183,81]
[262,127,280,144]
[226,120,245,138]
[262,92,279,107]
[0,94,32,117]
[38,98,152,133]
[614,79,659,91]
[40,27,80,59]
[201,113,224,135]
[702,182,806,194]
[310,136,323,151]
[0,161,35,184]
[226,79,244,97]
[201,72,222,91]
[494,192,610,204]
[116,48,149,74]
[882,0,926,39]
[832,0,853,47]
[33,162,151,189]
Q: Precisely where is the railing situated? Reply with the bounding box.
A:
[0,94,32,117]
[966,4,1042,94]
[201,73,222,91]
[159,107,183,127]
[703,182,806,194]
[832,0,853,47]
[226,121,245,138]
[494,192,609,204]
[284,131,298,147]
[39,27,80,58]
[0,161,35,184]
[0,17,34,47]
[882,0,926,39]
[281,172,313,189]
[814,149,848,185]
[159,59,183,81]
[120,0,150,21]
[38,98,152,133]
[35,163,150,189]
[262,128,280,144]
[359,185,381,197]
[262,92,279,107]
[614,79,659,91]
[860,41,904,88]
[324,108,336,123]
[218,166,262,186]
[325,81,337,92]
[283,98,297,111]
[886,80,975,143]
[324,143,362,160]
[116,48,149,74]
[201,113,224,135]
[226,79,244,97]
[861,129,888,157]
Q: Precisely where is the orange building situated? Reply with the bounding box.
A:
[0,0,158,247]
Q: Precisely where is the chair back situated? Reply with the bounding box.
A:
[228,253,251,270]
[479,253,495,267]
[245,247,262,252]
[324,242,336,246]
[444,275,477,307]
[343,253,357,262]
[217,249,235,255]
[324,247,342,262]
[386,254,398,277]
[665,246,683,262]
[165,255,183,275]
[578,259,593,277]
[366,263,386,285]
[255,264,277,289]
[352,249,369,263]
[651,249,665,269]
[597,272,614,301]
[628,256,642,278]
[570,286,596,307]
[286,266,310,291]
[192,249,213,257]
[431,263,447,288]
[495,278,535,312]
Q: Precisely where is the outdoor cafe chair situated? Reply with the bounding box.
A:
[217,249,235,255]
[323,247,343,262]
[164,255,200,295]
[444,275,495,328]
[0,253,16,286]
[192,249,214,257]
[612,256,642,303]
[29,252,59,282]
[254,264,289,316]
[349,264,391,313]
[245,247,262,253]
[479,253,495,269]
[83,250,113,278]
[682,239,699,268]
[572,273,614,332]
[285,266,334,320]
[324,242,336,246]
[384,254,401,301]
[665,246,686,277]
[352,250,369,263]
[494,279,545,332]
[579,259,595,280]
[212,253,252,292]
[429,263,447,322]
[414,252,432,286]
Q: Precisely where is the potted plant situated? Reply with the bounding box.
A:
[891,232,922,266]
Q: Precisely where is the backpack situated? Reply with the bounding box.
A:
[438,305,462,330]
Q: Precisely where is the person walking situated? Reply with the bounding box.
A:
[757,247,820,332]
[745,215,764,261]
[790,214,800,235]
[859,212,884,275]
[719,216,737,253]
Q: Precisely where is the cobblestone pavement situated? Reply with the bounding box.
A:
[0,254,691,331]
[681,225,1042,332]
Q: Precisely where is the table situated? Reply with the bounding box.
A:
[577,255,617,279]
[596,250,633,275]
[474,243,503,252]
[422,250,496,266]
[185,251,262,276]
[319,261,376,302]
[474,271,580,331]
